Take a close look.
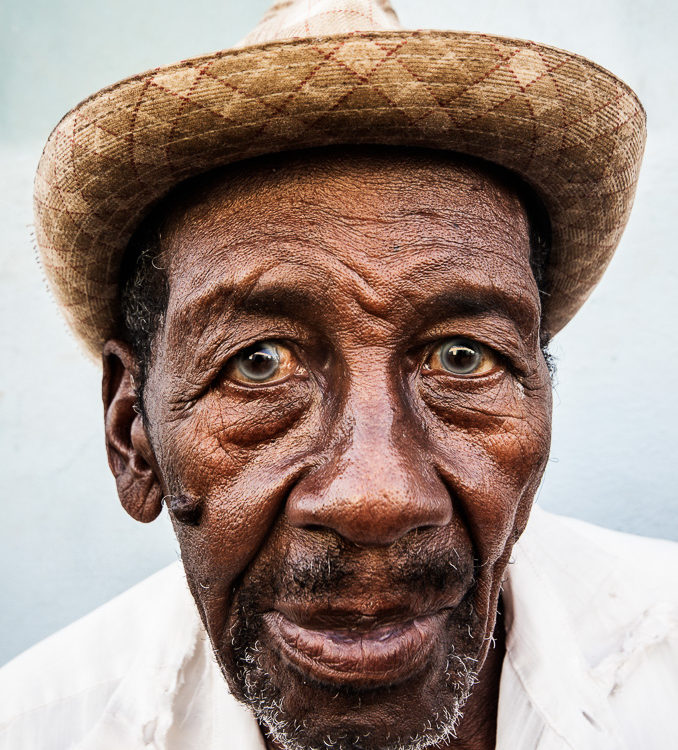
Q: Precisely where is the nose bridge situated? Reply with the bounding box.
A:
[343,384,405,488]
[285,365,452,545]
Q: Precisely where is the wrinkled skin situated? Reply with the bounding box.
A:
[103,148,552,750]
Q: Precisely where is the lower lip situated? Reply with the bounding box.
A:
[263,610,446,688]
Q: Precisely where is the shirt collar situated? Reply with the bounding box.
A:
[498,505,627,750]
[75,563,265,750]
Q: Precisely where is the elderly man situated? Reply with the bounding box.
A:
[1,1,677,749]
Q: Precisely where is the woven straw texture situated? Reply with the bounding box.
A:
[34,0,646,356]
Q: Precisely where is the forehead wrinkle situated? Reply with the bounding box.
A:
[161,152,536,346]
[277,194,526,257]
[319,251,398,322]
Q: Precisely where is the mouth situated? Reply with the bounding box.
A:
[263,608,449,689]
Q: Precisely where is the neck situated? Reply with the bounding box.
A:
[265,609,506,750]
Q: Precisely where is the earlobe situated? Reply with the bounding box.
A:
[102,340,163,523]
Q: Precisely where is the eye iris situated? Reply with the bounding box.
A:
[440,339,482,374]
[237,343,280,381]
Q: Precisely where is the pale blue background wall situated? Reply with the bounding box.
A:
[1,0,676,665]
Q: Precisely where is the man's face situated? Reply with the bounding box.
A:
[125,150,552,749]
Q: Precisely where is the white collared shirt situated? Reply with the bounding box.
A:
[2,506,677,749]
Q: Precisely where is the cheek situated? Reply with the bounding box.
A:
[426,376,552,564]
[153,382,318,603]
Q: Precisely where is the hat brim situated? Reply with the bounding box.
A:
[34,30,645,356]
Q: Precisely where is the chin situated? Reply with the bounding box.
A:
[221,599,483,750]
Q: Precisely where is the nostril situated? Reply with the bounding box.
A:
[416,525,440,534]
[303,524,326,534]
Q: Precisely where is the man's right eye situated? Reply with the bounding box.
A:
[224,340,298,385]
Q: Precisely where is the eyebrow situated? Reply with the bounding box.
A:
[236,284,323,319]
[406,286,540,334]
[175,280,325,333]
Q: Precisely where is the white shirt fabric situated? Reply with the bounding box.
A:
[1,506,677,750]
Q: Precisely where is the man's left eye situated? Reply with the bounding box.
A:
[225,340,298,385]
[424,337,499,377]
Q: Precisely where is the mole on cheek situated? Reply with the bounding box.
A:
[165,493,203,526]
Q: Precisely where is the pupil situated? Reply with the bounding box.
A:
[441,339,481,374]
[240,344,280,380]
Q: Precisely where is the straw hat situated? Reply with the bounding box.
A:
[34,0,646,357]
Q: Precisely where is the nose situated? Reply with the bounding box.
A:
[285,393,452,546]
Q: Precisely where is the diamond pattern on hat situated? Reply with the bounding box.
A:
[33,0,646,356]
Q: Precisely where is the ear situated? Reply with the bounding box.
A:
[102,340,163,523]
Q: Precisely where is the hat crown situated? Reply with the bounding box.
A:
[238,0,401,47]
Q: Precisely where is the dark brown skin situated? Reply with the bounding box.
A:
[102,148,552,750]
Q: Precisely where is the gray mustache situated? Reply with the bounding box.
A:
[270,541,475,601]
